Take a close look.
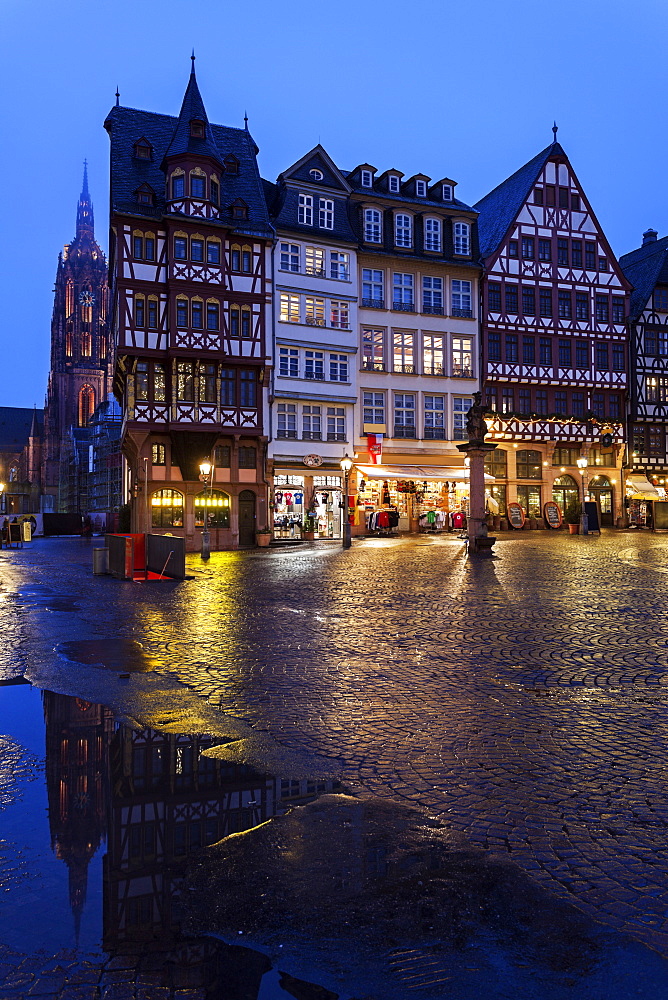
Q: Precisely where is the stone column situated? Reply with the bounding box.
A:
[457,441,497,556]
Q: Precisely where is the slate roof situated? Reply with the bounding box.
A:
[0,407,43,453]
[162,69,222,166]
[620,236,668,321]
[474,141,565,259]
[104,79,273,239]
[343,170,476,213]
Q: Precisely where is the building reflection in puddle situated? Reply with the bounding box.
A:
[42,690,336,996]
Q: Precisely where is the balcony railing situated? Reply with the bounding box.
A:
[393,426,417,438]
[304,267,327,278]
[361,297,385,309]
[452,366,474,378]
[305,317,326,327]
[277,430,298,439]
[361,360,385,371]
[451,307,473,318]
[393,364,416,374]
[392,301,415,312]
[327,432,346,442]
[302,431,322,441]
[304,373,326,381]
[424,428,446,439]
[422,305,444,315]
[424,365,445,376]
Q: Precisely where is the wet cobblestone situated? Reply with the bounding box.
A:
[3,531,668,993]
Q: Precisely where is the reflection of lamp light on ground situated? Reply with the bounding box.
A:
[576,456,589,535]
[199,461,212,560]
[340,454,352,550]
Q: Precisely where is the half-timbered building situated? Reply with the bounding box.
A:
[264,145,358,541]
[475,136,631,525]
[105,63,274,549]
[620,230,668,487]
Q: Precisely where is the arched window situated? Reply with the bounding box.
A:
[484,448,507,478]
[394,213,412,248]
[194,489,230,528]
[78,385,95,426]
[66,281,74,317]
[516,449,542,479]
[9,465,18,483]
[454,221,471,255]
[364,209,382,243]
[553,474,578,488]
[151,489,184,528]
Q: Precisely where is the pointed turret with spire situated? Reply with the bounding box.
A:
[76,160,95,237]
[162,53,222,167]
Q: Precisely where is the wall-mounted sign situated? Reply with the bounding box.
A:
[507,502,525,529]
[543,500,562,529]
[303,454,323,468]
[367,434,383,465]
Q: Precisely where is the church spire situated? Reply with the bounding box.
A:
[76,160,94,236]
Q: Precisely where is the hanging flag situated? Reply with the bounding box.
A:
[367,433,383,465]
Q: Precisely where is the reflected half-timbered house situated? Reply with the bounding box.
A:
[105,62,274,549]
[475,135,631,525]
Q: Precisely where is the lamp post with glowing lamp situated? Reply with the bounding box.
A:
[199,461,212,560]
[340,454,352,549]
[576,456,589,535]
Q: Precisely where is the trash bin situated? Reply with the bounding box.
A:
[93,547,109,575]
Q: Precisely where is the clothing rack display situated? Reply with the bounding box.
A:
[366,507,400,536]
[418,510,448,532]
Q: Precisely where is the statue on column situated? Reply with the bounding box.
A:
[466,392,489,444]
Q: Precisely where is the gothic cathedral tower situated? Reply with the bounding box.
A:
[42,165,112,508]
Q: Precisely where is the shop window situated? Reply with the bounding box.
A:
[489,483,506,515]
[151,489,184,528]
[516,484,541,518]
[516,449,542,479]
[152,443,166,466]
[484,448,507,478]
[194,490,230,528]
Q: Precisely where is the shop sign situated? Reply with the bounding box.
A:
[367,434,383,465]
[303,454,323,468]
[543,500,562,529]
[507,502,525,529]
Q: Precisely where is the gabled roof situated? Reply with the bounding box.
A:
[620,235,668,321]
[0,407,43,453]
[474,141,565,258]
[269,145,357,242]
[277,144,351,193]
[162,67,221,166]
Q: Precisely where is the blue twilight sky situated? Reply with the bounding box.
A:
[1,0,667,408]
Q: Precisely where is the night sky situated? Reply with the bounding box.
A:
[2,0,667,407]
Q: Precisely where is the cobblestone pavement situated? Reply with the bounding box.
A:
[4,530,668,995]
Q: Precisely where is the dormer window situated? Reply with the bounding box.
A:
[361,170,373,188]
[442,184,453,201]
[135,184,155,206]
[230,199,248,220]
[389,176,400,194]
[133,138,153,160]
[310,168,324,181]
[190,119,205,138]
[224,154,239,175]
[416,180,427,198]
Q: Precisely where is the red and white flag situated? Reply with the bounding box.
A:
[367,434,383,465]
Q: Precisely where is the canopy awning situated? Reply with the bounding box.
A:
[626,474,662,499]
[355,464,495,483]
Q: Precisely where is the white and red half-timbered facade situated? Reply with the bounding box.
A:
[475,137,631,525]
[620,230,668,488]
[105,63,273,549]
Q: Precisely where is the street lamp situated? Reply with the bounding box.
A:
[576,456,589,535]
[199,461,212,560]
[340,454,353,550]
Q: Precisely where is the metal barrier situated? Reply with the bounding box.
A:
[106,534,134,579]
[146,533,186,580]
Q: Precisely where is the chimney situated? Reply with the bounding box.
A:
[643,228,658,245]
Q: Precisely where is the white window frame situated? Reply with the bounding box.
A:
[326,407,346,441]
[364,208,382,243]
[362,328,385,371]
[277,402,297,438]
[361,170,373,188]
[329,353,349,382]
[424,394,445,437]
[305,246,325,277]
[298,193,313,226]
[305,296,325,326]
[423,334,446,376]
[279,293,300,323]
[319,198,334,229]
[392,272,414,306]
[395,213,412,248]
[362,268,384,305]
[309,168,323,181]
[422,276,443,313]
[415,179,427,198]
[453,396,473,440]
[278,347,299,378]
[392,331,416,374]
[452,337,473,377]
[363,391,385,424]
[330,251,349,281]
[302,404,322,440]
[454,221,471,255]
[442,184,453,201]
[451,279,472,317]
[388,175,400,193]
[394,393,416,434]
[424,218,442,252]
[279,242,300,273]
[330,300,349,330]
[305,350,325,380]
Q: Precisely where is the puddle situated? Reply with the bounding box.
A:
[56,637,159,673]
[0,681,340,998]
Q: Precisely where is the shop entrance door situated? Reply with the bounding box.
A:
[589,478,613,526]
[238,490,256,546]
[552,475,580,519]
